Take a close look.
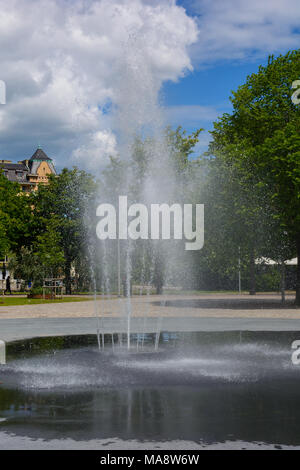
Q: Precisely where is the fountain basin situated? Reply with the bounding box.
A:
[0,331,300,449]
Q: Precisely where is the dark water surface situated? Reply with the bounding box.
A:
[1,332,300,449]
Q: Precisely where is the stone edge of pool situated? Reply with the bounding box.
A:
[2,316,300,364]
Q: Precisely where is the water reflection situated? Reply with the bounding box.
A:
[1,332,300,447]
[1,381,300,446]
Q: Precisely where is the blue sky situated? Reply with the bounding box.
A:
[161,0,300,157]
[162,60,266,156]
[0,0,299,170]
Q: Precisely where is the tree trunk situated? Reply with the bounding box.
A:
[156,284,163,295]
[280,261,286,304]
[249,249,256,295]
[65,258,72,295]
[153,249,164,296]
[295,236,300,306]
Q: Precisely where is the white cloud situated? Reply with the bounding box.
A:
[187,0,300,64]
[0,0,198,169]
[1,0,299,169]
[72,130,117,172]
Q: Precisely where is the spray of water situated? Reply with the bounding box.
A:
[94,30,186,350]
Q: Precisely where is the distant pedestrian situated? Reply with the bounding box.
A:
[5,276,11,295]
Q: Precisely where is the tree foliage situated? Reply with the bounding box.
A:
[209,50,300,301]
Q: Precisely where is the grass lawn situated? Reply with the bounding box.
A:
[0,296,94,306]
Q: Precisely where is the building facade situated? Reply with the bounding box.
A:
[0,147,56,191]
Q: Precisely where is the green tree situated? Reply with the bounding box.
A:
[33,168,99,294]
[0,173,34,257]
[165,125,203,178]
[9,247,42,287]
[99,127,203,294]
[34,217,65,276]
[210,50,300,303]
[9,219,65,288]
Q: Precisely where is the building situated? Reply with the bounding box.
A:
[0,147,57,192]
[0,148,57,290]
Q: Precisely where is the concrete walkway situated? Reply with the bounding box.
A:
[2,316,300,343]
[0,293,300,343]
[0,293,300,319]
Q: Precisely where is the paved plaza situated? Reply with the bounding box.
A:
[0,293,300,320]
[1,293,300,342]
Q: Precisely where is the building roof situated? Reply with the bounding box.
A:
[29,148,52,161]
[0,163,28,182]
[0,163,27,170]
[0,148,56,185]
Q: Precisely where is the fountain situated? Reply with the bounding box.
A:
[88,32,187,351]
[1,32,300,452]
[2,332,300,449]
[0,341,5,365]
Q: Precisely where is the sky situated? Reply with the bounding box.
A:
[0,0,299,172]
